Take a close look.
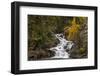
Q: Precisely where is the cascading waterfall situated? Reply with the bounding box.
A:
[50,33,74,58]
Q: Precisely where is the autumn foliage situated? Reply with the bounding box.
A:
[28,15,88,60]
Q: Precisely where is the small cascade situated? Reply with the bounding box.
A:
[50,33,74,58]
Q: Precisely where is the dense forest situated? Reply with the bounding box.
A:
[28,15,88,60]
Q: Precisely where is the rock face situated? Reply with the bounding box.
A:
[28,38,58,60]
[28,50,55,60]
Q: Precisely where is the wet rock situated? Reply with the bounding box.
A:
[28,49,55,60]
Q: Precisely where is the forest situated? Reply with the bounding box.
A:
[28,15,88,60]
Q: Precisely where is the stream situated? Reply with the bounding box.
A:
[50,33,74,58]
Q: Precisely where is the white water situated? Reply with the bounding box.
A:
[50,33,74,58]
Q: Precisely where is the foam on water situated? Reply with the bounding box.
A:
[50,33,74,58]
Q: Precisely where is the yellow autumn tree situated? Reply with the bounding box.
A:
[64,17,88,57]
[64,17,80,41]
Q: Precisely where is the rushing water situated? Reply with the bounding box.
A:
[50,33,74,58]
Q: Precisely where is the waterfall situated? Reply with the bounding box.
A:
[50,33,74,58]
